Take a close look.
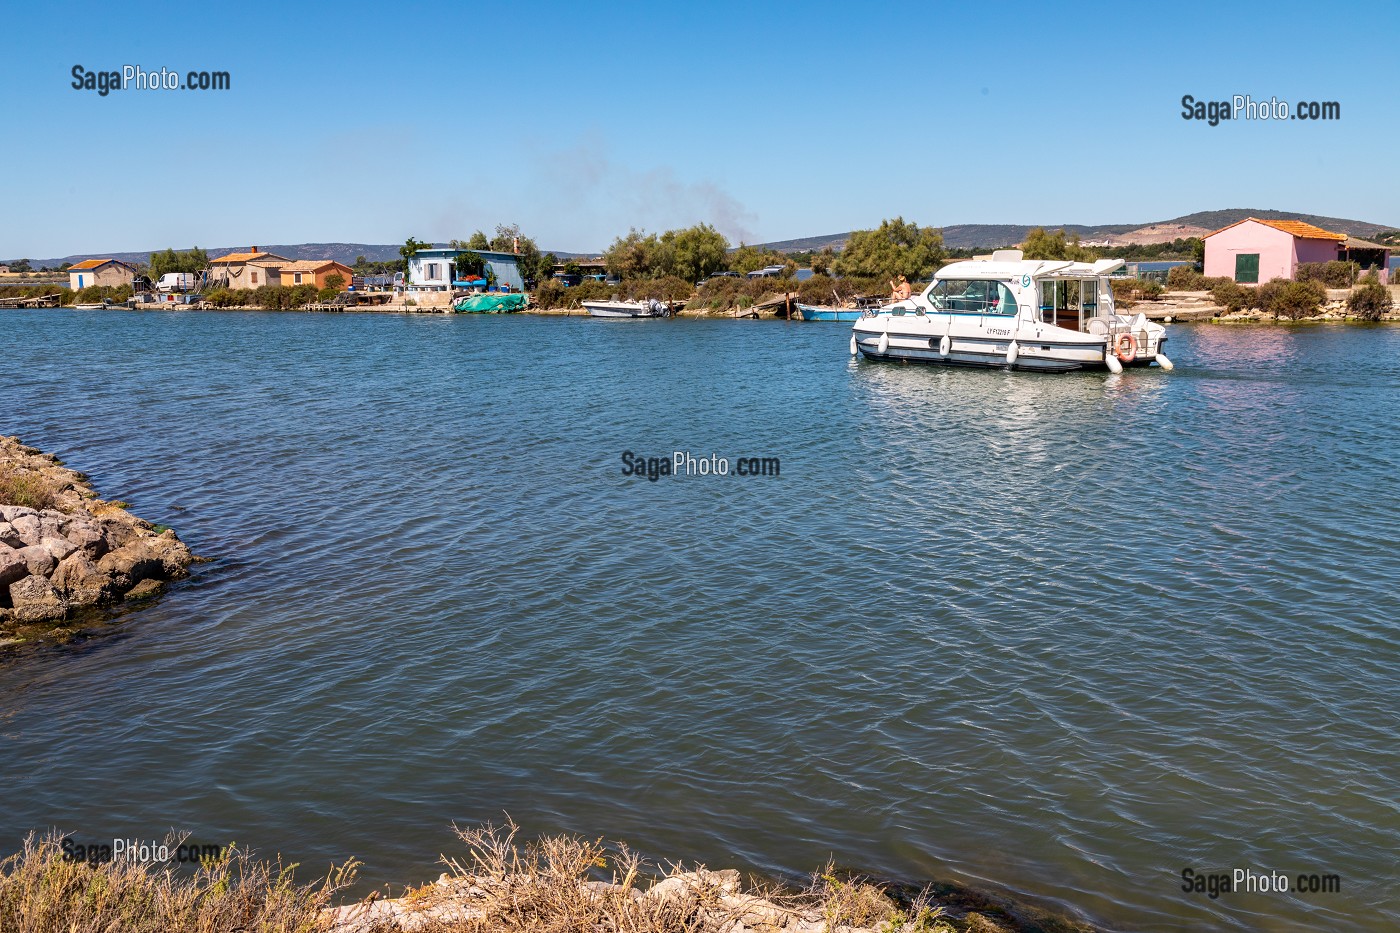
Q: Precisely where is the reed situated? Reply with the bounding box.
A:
[0,831,356,933]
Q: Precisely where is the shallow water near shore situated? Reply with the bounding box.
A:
[2,309,1398,930]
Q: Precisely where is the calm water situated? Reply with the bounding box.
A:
[2,309,1398,931]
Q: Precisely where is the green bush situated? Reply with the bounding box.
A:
[1166,266,1210,290]
[531,276,693,310]
[1347,275,1393,321]
[1209,279,1252,312]
[1296,260,1358,288]
[66,284,131,305]
[1112,279,1162,306]
[200,285,319,310]
[1253,278,1327,319]
[795,274,886,306]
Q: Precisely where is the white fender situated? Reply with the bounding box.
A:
[878,331,890,355]
[1006,340,1019,366]
[1105,353,1123,374]
[850,333,858,355]
[1156,352,1174,371]
[939,334,951,356]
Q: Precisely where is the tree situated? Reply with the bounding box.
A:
[810,247,836,276]
[149,247,209,279]
[466,231,490,250]
[833,218,945,280]
[727,243,792,275]
[487,223,553,286]
[603,229,663,279]
[324,273,346,292]
[663,223,730,283]
[1020,227,1095,262]
[9,259,31,273]
[400,236,430,263]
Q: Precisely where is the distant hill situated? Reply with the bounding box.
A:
[757,209,1399,252]
[7,242,597,269]
[8,209,1396,268]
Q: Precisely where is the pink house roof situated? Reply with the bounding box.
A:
[1203,217,1348,242]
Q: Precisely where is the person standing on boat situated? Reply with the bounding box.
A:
[890,275,912,301]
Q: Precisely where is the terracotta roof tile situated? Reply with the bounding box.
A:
[1204,217,1348,241]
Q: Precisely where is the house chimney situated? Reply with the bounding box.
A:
[250,246,258,253]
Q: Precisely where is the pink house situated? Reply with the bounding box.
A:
[1203,218,1348,284]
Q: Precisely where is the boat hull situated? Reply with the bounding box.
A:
[583,300,669,318]
[796,304,863,322]
[851,314,1146,373]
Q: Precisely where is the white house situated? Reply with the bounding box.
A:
[407,247,525,292]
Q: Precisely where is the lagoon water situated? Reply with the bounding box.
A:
[2,309,1398,930]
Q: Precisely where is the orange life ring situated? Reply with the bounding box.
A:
[1114,333,1138,363]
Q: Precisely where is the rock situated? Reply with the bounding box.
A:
[717,892,791,927]
[0,505,37,523]
[63,520,108,560]
[15,544,55,578]
[9,514,41,547]
[124,578,165,600]
[0,546,28,588]
[97,541,165,589]
[40,536,76,563]
[38,514,66,540]
[8,575,67,623]
[0,522,22,548]
[51,554,113,607]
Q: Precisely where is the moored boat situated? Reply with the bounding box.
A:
[453,293,527,313]
[796,303,864,322]
[583,299,673,318]
[850,251,1173,374]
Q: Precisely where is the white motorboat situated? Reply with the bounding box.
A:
[850,251,1173,374]
[583,299,673,318]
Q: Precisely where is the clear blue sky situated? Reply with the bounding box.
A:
[3,0,1396,258]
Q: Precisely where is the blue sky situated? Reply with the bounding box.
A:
[3,0,1396,258]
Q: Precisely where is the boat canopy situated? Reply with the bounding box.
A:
[933,257,1124,281]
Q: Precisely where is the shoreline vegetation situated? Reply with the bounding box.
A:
[4,221,1394,323]
[0,823,1097,933]
[0,436,196,651]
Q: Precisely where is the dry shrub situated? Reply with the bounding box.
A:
[0,831,355,933]
[0,465,58,510]
[401,822,950,933]
[1348,276,1393,321]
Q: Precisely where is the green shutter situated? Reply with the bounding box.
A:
[1235,253,1259,284]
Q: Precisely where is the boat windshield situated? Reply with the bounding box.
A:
[929,279,1018,315]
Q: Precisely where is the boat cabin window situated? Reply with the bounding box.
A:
[929,280,1018,315]
[1037,278,1100,329]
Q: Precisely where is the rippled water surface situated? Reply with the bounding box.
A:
[2,309,1398,931]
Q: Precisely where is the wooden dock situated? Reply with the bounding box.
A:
[0,294,62,308]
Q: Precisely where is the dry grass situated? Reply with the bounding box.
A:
[0,465,59,510]
[0,831,356,933]
[361,821,953,933]
[0,825,969,933]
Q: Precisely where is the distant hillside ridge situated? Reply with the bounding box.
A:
[9,242,599,269]
[8,210,1395,267]
[757,209,1398,252]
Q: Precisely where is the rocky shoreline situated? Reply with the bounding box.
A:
[320,826,1097,933]
[0,436,195,647]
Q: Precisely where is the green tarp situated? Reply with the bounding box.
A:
[454,293,527,313]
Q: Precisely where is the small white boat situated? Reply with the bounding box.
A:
[583,299,673,318]
[850,251,1173,374]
